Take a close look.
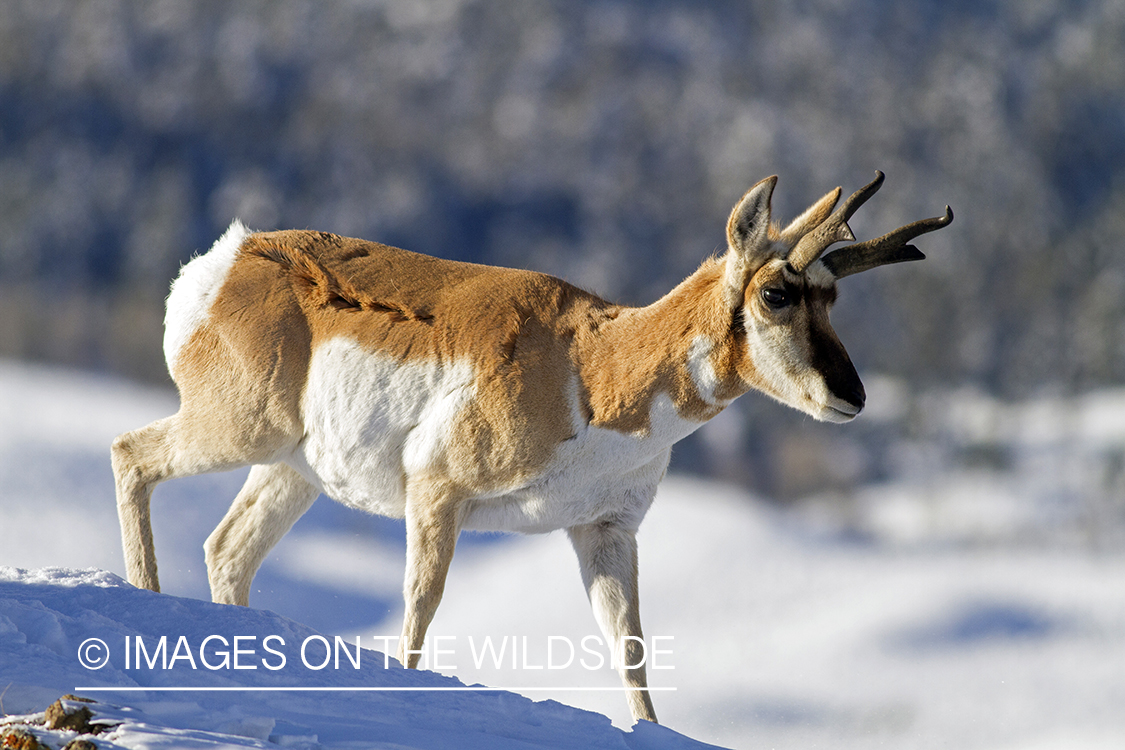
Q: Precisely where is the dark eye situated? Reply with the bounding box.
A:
[761,288,790,308]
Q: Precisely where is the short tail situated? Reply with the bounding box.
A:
[163,219,253,373]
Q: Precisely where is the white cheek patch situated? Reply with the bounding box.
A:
[164,219,252,371]
[743,313,831,418]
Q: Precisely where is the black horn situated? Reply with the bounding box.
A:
[821,205,953,279]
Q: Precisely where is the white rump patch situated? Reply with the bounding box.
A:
[163,219,253,372]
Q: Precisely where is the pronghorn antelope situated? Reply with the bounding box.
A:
[112,171,950,723]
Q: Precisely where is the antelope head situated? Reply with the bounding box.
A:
[722,171,952,423]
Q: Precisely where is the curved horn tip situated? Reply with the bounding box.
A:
[941,205,954,225]
[843,170,887,214]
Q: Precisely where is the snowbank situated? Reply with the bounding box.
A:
[0,566,722,749]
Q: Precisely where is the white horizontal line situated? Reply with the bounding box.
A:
[74,686,675,693]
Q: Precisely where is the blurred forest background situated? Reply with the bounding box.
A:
[2,0,1124,522]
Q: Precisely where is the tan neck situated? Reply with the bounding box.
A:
[577,260,748,435]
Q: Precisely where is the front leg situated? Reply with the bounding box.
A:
[398,480,463,668]
[567,520,658,724]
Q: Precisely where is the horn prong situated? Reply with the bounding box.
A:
[787,171,886,272]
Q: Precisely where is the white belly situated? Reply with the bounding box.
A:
[293,337,475,517]
[460,448,671,534]
[291,338,705,533]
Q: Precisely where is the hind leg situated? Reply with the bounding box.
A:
[205,462,319,606]
[112,414,253,592]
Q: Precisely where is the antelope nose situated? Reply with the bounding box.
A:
[836,383,866,411]
[846,385,866,410]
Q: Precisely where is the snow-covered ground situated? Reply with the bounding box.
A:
[0,567,714,749]
[2,359,1125,749]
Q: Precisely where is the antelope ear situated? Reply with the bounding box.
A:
[723,176,777,307]
[726,175,776,253]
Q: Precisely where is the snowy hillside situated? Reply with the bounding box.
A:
[2,359,1125,749]
[0,567,717,750]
